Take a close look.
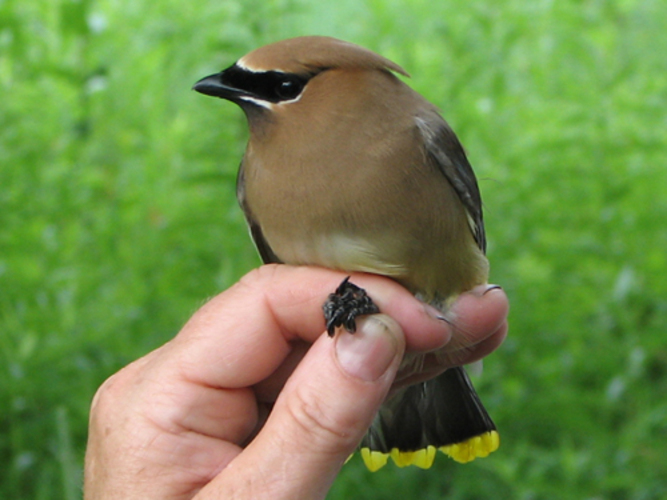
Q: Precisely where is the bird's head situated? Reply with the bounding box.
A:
[193,36,409,124]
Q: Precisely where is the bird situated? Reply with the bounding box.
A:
[193,36,499,471]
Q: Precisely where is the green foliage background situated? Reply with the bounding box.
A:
[1,0,666,498]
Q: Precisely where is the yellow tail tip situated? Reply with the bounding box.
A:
[359,431,500,471]
[389,446,437,468]
[360,448,389,472]
[440,431,500,464]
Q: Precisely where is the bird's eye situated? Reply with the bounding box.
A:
[276,78,304,100]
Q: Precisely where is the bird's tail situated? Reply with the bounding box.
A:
[358,366,499,471]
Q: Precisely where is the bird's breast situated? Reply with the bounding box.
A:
[265,229,411,278]
[242,148,488,299]
[240,92,489,297]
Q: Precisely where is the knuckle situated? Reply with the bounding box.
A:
[283,384,357,454]
[89,372,123,425]
[238,264,281,290]
[89,358,147,420]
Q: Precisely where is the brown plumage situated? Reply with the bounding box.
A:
[194,36,499,470]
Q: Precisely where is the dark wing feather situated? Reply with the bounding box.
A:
[416,115,486,253]
[236,159,282,264]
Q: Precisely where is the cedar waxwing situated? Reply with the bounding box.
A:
[193,36,499,471]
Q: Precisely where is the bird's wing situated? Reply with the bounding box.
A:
[416,114,486,253]
[236,159,282,264]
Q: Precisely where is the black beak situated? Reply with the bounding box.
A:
[193,72,248,101]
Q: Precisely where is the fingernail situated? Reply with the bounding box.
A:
[468,284,503,298]
[423,303,447,322]
[335,316,401,382]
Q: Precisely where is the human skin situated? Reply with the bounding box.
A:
[84,264,508,500]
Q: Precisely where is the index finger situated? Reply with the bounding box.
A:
[169,264,453,389]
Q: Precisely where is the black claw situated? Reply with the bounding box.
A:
[322,277,380,336]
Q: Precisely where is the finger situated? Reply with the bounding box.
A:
[394,319,508,388]
[439,285,509,352]
[390,285,508,388]
[171,264,452,390]
[253,340,310,403]
[199,315,406,499]
[440,318,508,367]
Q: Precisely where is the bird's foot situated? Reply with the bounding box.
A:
[322,277,380,336]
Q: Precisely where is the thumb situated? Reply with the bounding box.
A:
[202,315,405,499]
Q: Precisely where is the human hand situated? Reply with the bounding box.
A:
[84,265,508,499]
